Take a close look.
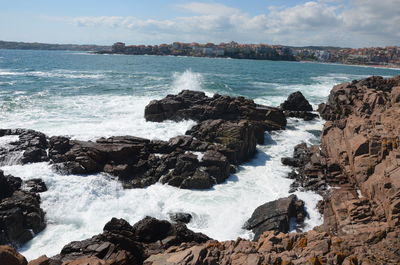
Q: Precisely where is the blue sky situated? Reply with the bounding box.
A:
[0,0,399,47]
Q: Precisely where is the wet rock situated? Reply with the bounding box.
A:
[0,190,46,247]
[0,170,46,247]
[144,90,287,130]
[48,217,209,265]
[280,91,318,120]
[281,91,313,111]
[168,212,192,224]
[24,179,47,193]
[243,195,306,240]
[0,170,22,200]
[0,129,48,165]
[187,119,257,164]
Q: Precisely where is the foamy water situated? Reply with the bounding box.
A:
[1,50,399,260]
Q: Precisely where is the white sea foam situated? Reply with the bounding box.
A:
[0,69,104,79]
[1,118,323,261]
[0,94,195,141]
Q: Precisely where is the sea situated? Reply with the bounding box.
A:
[0,49,399,260]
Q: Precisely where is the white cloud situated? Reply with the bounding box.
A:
[65,1,400,47]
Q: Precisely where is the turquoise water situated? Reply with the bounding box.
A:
[0,49,399,260]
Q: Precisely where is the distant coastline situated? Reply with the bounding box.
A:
[1,40,399,68]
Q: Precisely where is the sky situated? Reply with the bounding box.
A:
[0,0,399,47]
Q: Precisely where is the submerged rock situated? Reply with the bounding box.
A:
[168,212,192,224]
[243,195,306,241]
[24,179,47,193]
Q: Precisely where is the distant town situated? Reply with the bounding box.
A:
[101,42,400,67]
[1,40,399,67]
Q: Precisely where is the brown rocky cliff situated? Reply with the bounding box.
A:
[143,75,400,265]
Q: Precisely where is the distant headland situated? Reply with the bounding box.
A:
[1,40,399,68]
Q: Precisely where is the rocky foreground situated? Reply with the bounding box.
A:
[1,76,400,264]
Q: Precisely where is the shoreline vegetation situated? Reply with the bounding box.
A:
[1,40,399,68]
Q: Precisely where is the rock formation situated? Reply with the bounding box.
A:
[27,217,209,265]
[46,90,287,189]
[243,195,306,240]
[280,91,318,120]
[0,129,48,165]
[144,90,287,133]
[0,170,46,247]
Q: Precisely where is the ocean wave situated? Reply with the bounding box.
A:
[0,69,105,79]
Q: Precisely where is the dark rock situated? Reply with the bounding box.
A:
[24,179,47,193]
[132,217,172,243]
[243,195,306,240]
[187,119,257,164]
[0,170,22,200]
[168,212,192,224]
[0,129,48,165]
[283,110,319,121]
[0,190,46,247]
[280,91,313,111]
[144,90,287,129]
[49,217,209,264]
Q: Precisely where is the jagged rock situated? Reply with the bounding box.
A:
[0,190,46,247]
[0,245,27,265]
[186,119,257,164]
[0,170,46,247]
[243,195,306,240]
[280,91,318,120]
[0,129,48,165]
[144,90,287,130]
[0,170,22,200]
[281,91,313,111]
[168,213,192,224]
[282,143,329,194]
[24,179,47,193]
[47,217,209,265]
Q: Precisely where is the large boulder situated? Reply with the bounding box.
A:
[243,195,306,240]
[280,91,318,120]
[280,91,313,111]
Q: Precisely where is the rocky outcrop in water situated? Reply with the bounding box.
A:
[0,129,48,165]
[46,90,288,190]
[243,195,306,240]
[144,90,287,133]
[27,217,209,265]
[280,91,319,121]
[0,170,46,247]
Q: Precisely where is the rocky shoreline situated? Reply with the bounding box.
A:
[1,75,400,264]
